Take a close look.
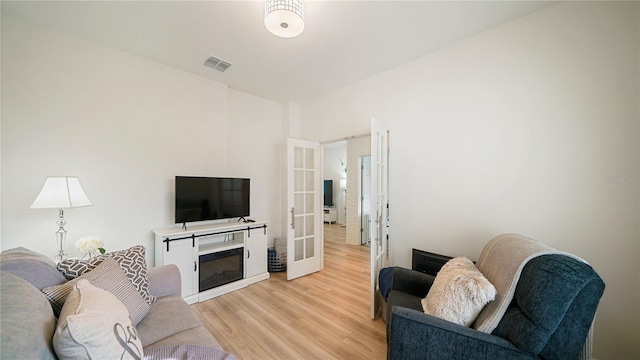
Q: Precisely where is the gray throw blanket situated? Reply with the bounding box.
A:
[472,233,592,359]
[144,344,237,360]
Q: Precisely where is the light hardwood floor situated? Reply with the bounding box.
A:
[191,223,387,360]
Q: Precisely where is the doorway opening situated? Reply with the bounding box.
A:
[295,120,388,320]
[323,136,371,246]
[323,140,347,229]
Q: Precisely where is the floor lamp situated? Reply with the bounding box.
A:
[30,177,93,262]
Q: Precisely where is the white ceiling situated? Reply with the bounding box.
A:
[2,1,556,103]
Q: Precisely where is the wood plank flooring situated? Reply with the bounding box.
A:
[191,224,387,360]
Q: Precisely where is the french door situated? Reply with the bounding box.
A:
[370,118,389,319]
[286,138,323,280]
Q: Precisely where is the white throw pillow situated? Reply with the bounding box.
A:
[421,257,496,327]
[53,279,143,360]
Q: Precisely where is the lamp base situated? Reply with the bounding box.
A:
[55,208,68,263]
[54,247,67,263]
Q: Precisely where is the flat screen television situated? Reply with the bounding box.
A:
[175,176,250,224]
[324,179,333,207]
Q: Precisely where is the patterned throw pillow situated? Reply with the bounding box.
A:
[43,258,150,325]
[57,245,156,304]
[53,280,143,360]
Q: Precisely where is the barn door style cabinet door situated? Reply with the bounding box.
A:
[158,237,198,298]
[245,226,268,279]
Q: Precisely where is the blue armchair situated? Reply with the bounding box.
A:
[382,253,605,359]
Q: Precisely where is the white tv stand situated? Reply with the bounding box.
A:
[153,220,269,304]
[324,207,337,224]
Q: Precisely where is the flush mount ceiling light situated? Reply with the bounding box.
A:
[264,0,305,38]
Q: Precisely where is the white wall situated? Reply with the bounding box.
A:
[279,102,302,241]
[228,89,284,247]
[1,17,283,264]
[300,2,639,358]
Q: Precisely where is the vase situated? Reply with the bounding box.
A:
[81,250,101,260]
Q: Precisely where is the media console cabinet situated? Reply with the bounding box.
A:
[153,220,269,304]
[323,207,338,224]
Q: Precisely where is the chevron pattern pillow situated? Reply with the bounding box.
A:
[43,258,150,324]
[57,245,156,304]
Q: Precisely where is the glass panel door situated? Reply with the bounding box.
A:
[287,138,323,280]
[370,118,389,319]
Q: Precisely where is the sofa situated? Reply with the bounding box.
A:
[380,234,605,360]
[0,246,234,359]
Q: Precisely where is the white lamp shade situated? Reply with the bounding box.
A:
[30,177,93,209]
[264,0,305,38]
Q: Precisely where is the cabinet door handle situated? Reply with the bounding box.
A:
[194,261,197,272]
[247,249,251,258]
[291,207,295,229]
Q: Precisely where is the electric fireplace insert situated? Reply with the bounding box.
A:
[199,247,244,292]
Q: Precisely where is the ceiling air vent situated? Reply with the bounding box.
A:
[204,56,231,72]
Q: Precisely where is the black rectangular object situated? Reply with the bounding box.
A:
[199,248,244,292]
[411,248,452,277]
[175,176,250,224]
[324,179,333,207]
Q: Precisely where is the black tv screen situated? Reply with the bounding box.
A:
[324,179,333,207]
[175,176,250,224]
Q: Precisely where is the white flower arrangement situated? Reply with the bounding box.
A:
[75,236,106,259]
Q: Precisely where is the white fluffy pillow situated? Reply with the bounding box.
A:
[421,257,496,327]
